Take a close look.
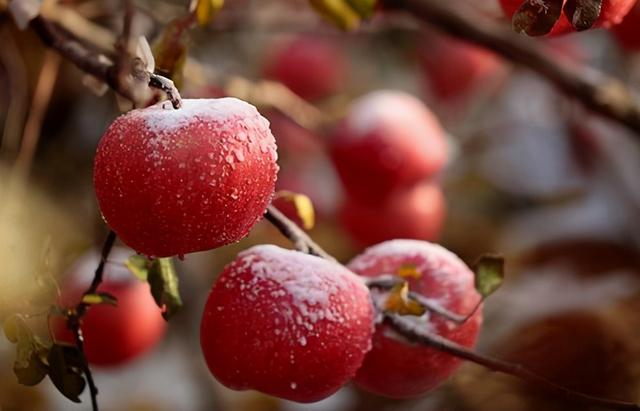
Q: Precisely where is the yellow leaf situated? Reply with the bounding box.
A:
[396,263,421,279]
[195,0,224,27]
[383,282,426,316]
[309,0,361,31]
[275,191,316,230]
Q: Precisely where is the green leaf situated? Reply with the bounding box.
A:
[47,344,86,403]
[81,292,118,306]
[309,0,361,31]
[125,255,150,281]
[14,352,48,386]
[474,254,505,298]
[345,0,376,18]
[148,258,182,321]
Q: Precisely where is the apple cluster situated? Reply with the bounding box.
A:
[200,240,482,402]
[61,97,480,402]
[329,90,449,246]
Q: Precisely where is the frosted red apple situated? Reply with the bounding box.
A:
[200,245,374,403]
[93,98,279,257]
[263,35,347,101]
[500,0,637,35]
[330,91,448,204]
[340,182,446,246]
[348,240,482,398]
[52,253,166,367]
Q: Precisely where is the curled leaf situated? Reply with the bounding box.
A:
[384,282,426,316]
[81,292,118,307]
[309,0,361,31]
[191,0,224,26]
[47,344,86,403]
[275,191,315,230]
[125,254,150,281]
[564,0,602,30]
[148,258,182,321]
[474,254,505,298]
[14,352,48,386]
[396,263,421,279]
[512,0,563,36]
[345,0,377,18]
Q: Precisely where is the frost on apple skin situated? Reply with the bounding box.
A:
[200,245,375,403]
[93,98,279,258]
[348,239,483,399]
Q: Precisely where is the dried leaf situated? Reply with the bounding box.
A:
[512,0,563,36]
[47,344,86,403]
[384,282,426,316]
[192,0,224,26]
[564,0,602,30]
[309,0,361,31]
[396,263,421,279]
[275,191,315,230]
[345,0,377,18]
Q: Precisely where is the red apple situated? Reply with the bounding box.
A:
[51,250,166,367]
[348,240,482,398]
[93,98,279,258]
[263,35,348,101]
[330,90,448,204]
[200,245,374,402]
[339,182,446,247]
[418,35,501,100]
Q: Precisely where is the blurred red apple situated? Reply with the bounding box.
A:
[263,35,348,101]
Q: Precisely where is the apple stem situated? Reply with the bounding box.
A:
[380,0,640,139]
[264,205,335,261]
[385,312,640,410]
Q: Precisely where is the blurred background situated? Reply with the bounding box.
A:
[1,0,640,410]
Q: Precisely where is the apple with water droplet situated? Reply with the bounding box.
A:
[93,98,279,258]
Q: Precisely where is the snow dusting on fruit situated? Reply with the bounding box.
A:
[93,98,279,257]
[200,245,374,403]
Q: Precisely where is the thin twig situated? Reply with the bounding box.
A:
[264,205,335,261]
[383,0,640,139]
[65,230,117,411]
[385,313,640,411]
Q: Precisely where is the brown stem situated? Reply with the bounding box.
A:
[264,205,335,261]
[382,0,640,140]
[65,230,117,411]
[149,73,183,109]
[385,312,640,410]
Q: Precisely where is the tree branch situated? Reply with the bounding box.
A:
[382,0,640,139]
[28,14,181,108]
[385,312,640,411]
[264,205,335,261]
[65,230,117,411]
